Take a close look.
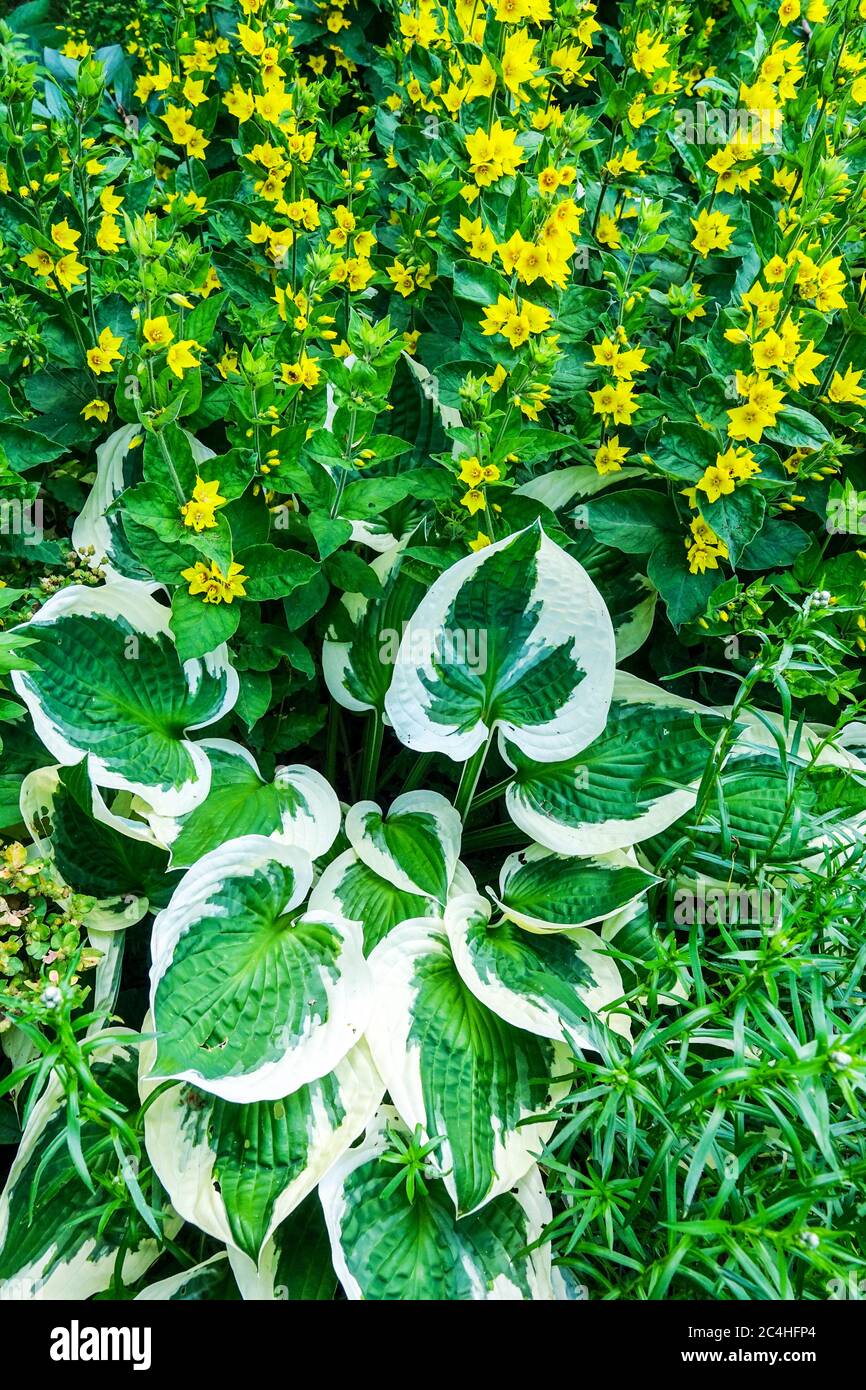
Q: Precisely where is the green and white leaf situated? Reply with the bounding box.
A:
[310,851,476,954]
[516,463,646,511]
[320,1106,560,1300]
[384,524,615,763]
[141,738,340,868]
[72,424,214,579]
[322,546,426,715]
[134,1252,240,1301]
[20,761,174,931]
[505,672,726,855]
[366,919,570,1215]
[141,1032,383,1263]
[0,1036,171,1300]
[446,891,630,1048]
[149,836,371,1102]
[344,791,461,900]
[11,578,237,817]
[568,531,657,661]
[228,1191,338,1301]
[494,843,658,932]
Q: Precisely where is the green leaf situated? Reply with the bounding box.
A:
[150,836,371,1101]
[504,673,726,854]
[384,524,615,763]
[493,844,658,931]
[366,920,570,1215]
[20,761,175,930]
[446,891,630,1049]
[320,1107,562,1298]
[141,1036,383,1262]
[146,738,340,869]
[11,579,236,816]
[236,544,318,600]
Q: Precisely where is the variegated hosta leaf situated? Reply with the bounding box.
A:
[494,844,658,933]
[0,1038,170,1300]
[228,1192,338,1301]
[135,1252,240,1301]
[322,547,426,715]
[11,578,237,818]
[345,791,461,901]
[516,463,646,511]
[310,851,477,955]
[149,836,371,1102]
[384,523,615,763]
[20,761,175,931]
[72,424,214,578]
[141,1032,383,1264]
[309,848,438,954]
[366,919,570,1215]
[504,672,726,855]
[320,1106,560,1300]
[446,892,630,1048]
[141,738,340,869]
[567,531,657,661]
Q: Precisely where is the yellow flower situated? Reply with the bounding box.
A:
[632,30,670,76]
[458,456,484,486]
[180,477,227,533]
[225,85,255,121]
[697,463,735,504]
[54,253,86,292]
[87,326,123,375]
[96,215,123,253]
[50,219,81,251]
[143,317,175,349]
[22,248,54,278]
[460,488,487,515]
[81,399,110,422]
[594,436,628,474]
[596,213,621,249]
[181,560,248,604]
[469,532,492,552]
[778,0,800,25]
[387,259,415,297]
[217,347,240,379]
[827,365,866,408]
[164,104,193,144]
[690,208,735,256]
[501,30,538,98]
[166,340,201,378]
[281,354,321,389]
[100,185,123,215]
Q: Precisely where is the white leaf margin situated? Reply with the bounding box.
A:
[319,1105,562,1301]
[11,578,237,818]
[384,525,616,764]
[148,835,372,1102]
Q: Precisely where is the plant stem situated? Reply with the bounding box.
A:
[453,731,492,820]
[359,709,384,799]
[401,751,435,794]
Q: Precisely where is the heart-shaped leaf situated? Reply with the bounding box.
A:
[149,836,371,1102]
[141,738,340,868]
[141,1032,383,1263]
[494,844,658,932]
[384,523,615,763]
[11,578,237,817]
[504,673,726,855]
[344,791,461,901]
[320,1107,561,1300]
[446,891,630,1050]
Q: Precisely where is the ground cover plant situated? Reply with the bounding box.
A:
[0,0,865,1303]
